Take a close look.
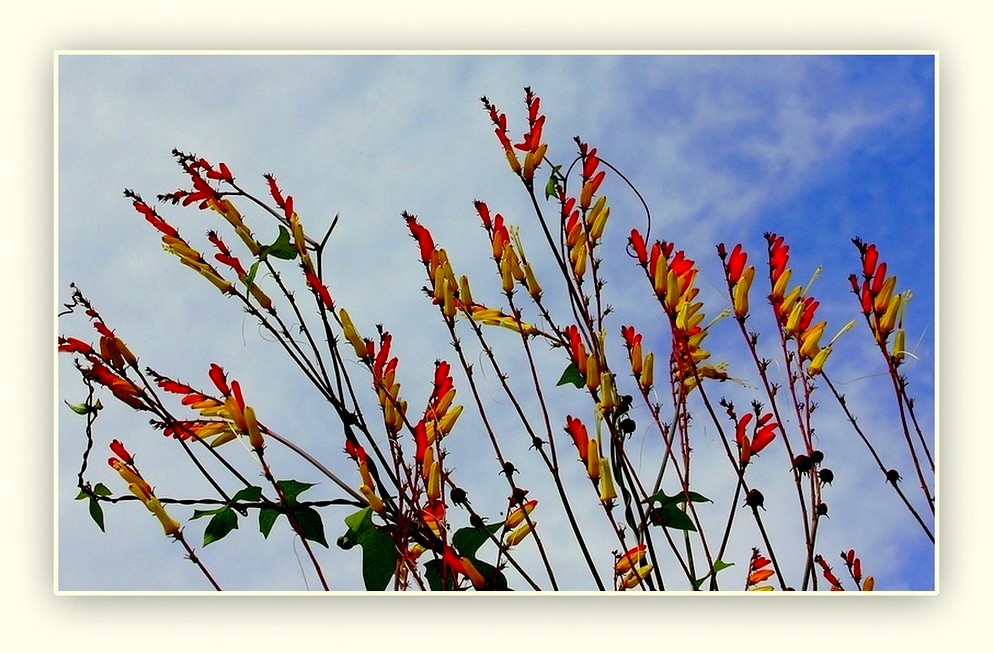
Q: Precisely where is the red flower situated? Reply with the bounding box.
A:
[109,439,133,464]
[205,161,234,184]
[404,213,435,263]
[208,363,230,396]
[565,416,590,463]
[207,232,247,277]
[862,243,879,278]
[768,233,789,283]
[620,325,641,350]
[305,271,335,310]
[58,336,94,356]
[727,243,747,285]
[344,439,368,465]
[629,229,648,265]
[473,200,492,229]
[130,197,179,238]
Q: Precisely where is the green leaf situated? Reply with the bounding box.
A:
[644,489,712,507]
[277,479,315,505]
[291,506,328,548]
[338,508,398,590]
[424,559,457,591]
[468,558,510,591]
[358,522,396,590]
[693,559,734,590]
[264,226,298,260]
[65,400,98,415]
[191,506,226,520]
[259,508,280,538]
[544,165,563,200]
[556,362,585,388]
[203,507,238,546]
[77,483,113,500]
[245,259,260,290]
[343,507,371,533]
[452,523,502,559]
[232,486,263,503]
[654,504,696,532]
[88,497,105,532]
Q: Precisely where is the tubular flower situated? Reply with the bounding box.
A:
[339,308,371,360]
[109,454,180,536]
[637,241,722,392]
[621,325,644,376]
[83,361,146,410]
[629,228,649,266]
[598,459,617,502]
[814,554,844,590]
[58,336,95,357]
[360,485,386,513]
[853,239,912,351]
[482,95,522,176]
[719,241,756,319]
[640,352,655,391]
[736,412,778,466]
[505,519,536,547]
[305,271,334,311]
[126,190,179,238]
[615,543,647,575]
[370,332,407,434]
[620,563,654,590]
[207,231,247,278]
[506,499,538,529]
[423,360,461,441]
[565,416,591,464]
[109,439,133,465]
[244,405,264,449]
[468,305,537,335]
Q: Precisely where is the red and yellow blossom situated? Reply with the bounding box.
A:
[735,412,778,466]
[615,543,647,576]
[369,331,407,435]
[718,243,757,319]
[745,548,776,591]
[632,233,728,391]
[109,451,180,536]
[851,239,912,358]
[483,88,547,182]
[619,562,654,590]
[505,499,537,529]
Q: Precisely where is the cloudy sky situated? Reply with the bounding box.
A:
[56,53,935,593]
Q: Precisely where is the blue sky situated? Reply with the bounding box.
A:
[57,54,935,592]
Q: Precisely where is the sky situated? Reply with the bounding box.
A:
[56,53,935,593]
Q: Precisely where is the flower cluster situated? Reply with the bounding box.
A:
[151,363,264,449]
[108,441,181,536]
[482,87,547,183]
[631,231,727,391]
[850,239,910,361]
[745,548,776,591]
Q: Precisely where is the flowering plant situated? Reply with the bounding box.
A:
[60,88,933,592]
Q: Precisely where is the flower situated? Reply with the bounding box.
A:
[505,499,537,529]
[615,543,647,575]
[109,453,180,536]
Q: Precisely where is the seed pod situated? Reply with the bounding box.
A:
[818,468,834,485]
[792,454,812,474]
[745,489,765,509]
